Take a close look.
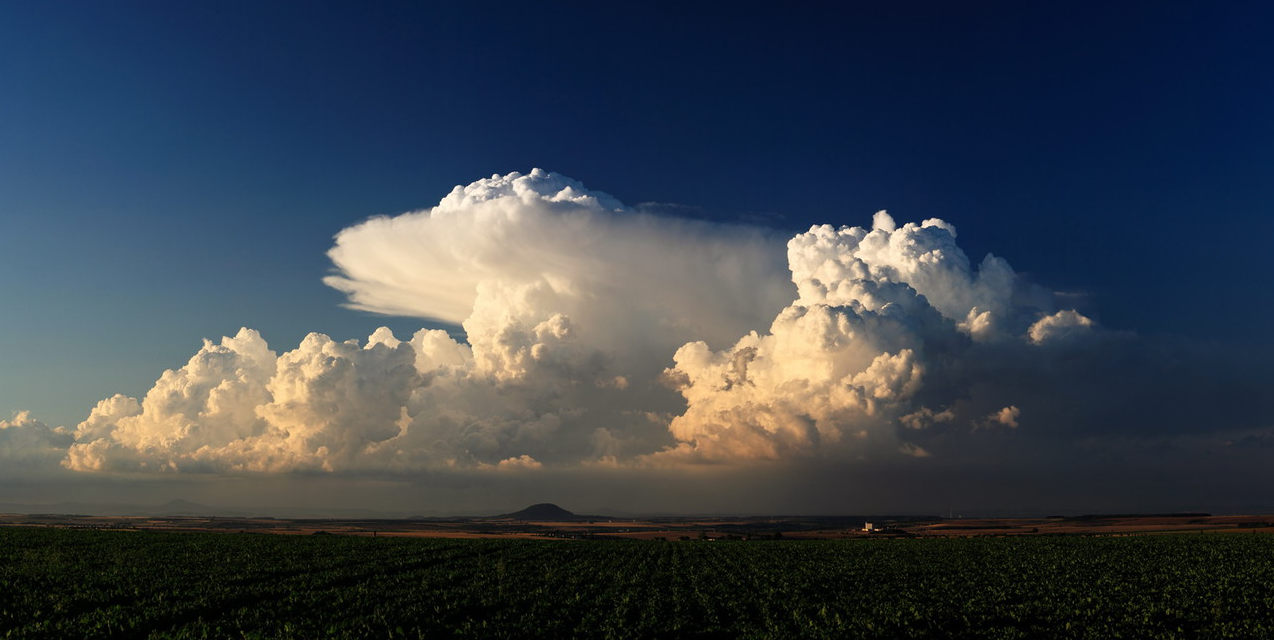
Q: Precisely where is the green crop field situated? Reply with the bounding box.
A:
[2,528,1273,639]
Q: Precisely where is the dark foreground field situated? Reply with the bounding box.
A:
[3,529,1273,639]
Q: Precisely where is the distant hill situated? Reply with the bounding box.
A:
[496,503,582,520]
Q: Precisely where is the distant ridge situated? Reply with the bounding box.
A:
[496,503,581,520]
[1055,512,1212,520]
[0,500,430,520]
[155,499,215,516]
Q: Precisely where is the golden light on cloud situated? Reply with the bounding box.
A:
[14,170,1109,479]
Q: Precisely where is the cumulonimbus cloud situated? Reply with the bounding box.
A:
[50,170,1116,474]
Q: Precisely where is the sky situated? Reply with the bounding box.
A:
[1,1,1272,516]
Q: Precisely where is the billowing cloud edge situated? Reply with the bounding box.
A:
[24,169,1251,479]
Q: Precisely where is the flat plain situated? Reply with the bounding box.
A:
[3,520,1274,638]
[3,511,1273,539]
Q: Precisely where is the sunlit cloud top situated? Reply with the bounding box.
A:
[11,170,1128,477]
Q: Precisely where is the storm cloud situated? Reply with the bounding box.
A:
[10,169,1261,513]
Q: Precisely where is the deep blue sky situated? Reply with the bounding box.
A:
[3,1,1272,430]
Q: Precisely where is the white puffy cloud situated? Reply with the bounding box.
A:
[656,315,926,462]
[652,212,1096,462]
[787,212,1046,341]
[61,323,677,473]
[1028,309,1096,345]
[64,329,421,473]
[66,329,276,473]
[62,171,1116,475]
[0,411,73,474]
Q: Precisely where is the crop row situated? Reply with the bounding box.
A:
[2,529,1273,638]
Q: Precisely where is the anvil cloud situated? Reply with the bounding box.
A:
[28,170,1133,476]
